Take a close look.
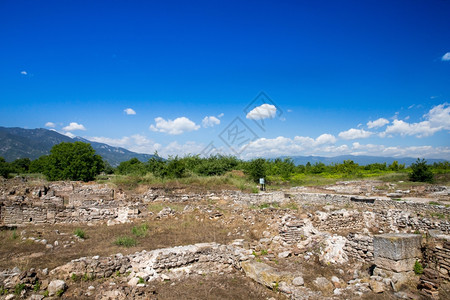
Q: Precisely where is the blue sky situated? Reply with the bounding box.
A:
[1,0,449,159]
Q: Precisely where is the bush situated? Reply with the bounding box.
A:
[114,236,137,247]
[132,224,149,237]
[414,260,424,275]
[409,158,433,183]
[43,142,104,181]
[74,228,86,239]
[0,157,12,178]
[245,158,266,183]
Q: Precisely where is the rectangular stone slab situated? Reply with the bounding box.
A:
[373,233,422,261]
[374,257,417,273]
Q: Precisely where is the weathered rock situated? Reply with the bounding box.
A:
[369,280,385,293]
[320,235,348,264]
[241,261,292,289]
[373,233,422,272]
[373,233,422,261]
[292,276,304,286]
[313,277,334,294]
[278,251,291,258]
[48,279,67,296]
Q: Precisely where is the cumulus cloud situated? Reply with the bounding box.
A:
[442,52,450,61]
[45,122,56,128]
[63,122,86,131]
[384,120,440,138]
[246,104,277,120]
[87,134,161,154]
[202,116,221,128]
[124,108,136,115]
[64,132,76,138]
[367,118,389,129]
[149,117,200,135]
[20,71,27,75]
[338,128,373,140]
[381,103,449,138]
[426,102,450,129]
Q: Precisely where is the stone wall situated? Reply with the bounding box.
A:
[50,242,250,282]
[424,231,450,281]
[345,233,374,262]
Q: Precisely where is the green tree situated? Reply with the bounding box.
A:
[43,142,104,181]
[10,158,31,173]
[0,157,12,178]
[246,158,267,183]
[116,158,145,175]
[409,158,433,183]
[29,155,49,174]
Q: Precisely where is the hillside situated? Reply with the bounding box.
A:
[0,127,156,166]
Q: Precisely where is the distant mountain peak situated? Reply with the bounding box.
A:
[0,126,156,166]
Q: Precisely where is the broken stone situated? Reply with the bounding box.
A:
[48,279,67,296]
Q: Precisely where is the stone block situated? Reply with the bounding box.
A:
[374,257,417,273]
[373,233,422,261]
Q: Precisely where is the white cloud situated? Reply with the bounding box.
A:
[218,113,224,118]
[384,120,440,138]
[64,132,76,138]
[426,102,450,129]
[202,116,221,128]
[87,134,161,154]
[124,108,136,115]
[45,122,56,128]
[20,71,27,75]
[442,52,450,61]
[367,118,389,129]
[149,117,200,135]
[62,122,86,131]
[246,104,277,120]
[338,128,373,140]
[315,133,337,145]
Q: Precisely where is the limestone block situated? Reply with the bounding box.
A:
[373,233,422,261]
[374,257,417,273]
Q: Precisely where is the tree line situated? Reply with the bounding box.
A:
[0,142,448,183]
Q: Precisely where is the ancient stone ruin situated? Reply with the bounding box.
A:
[0,177,449,299]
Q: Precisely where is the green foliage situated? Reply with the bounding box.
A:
[10,158,31,173]
[138,277,145,284]
[0,286,8,295]
[388,160,405,171]
[116,158,146,175]
[414,260,424,275]
[132,224,149,237]
[43,142,104,181]
[14,283,25,295]
[11,229,18,240]
[71,273,81,282]
[33,281,41,292]
[409,158,434,183]
[0,157,12,178]
[74,228,86,239]
[56,289,65,297]
[245,158,267,183]
[114,236,137,247]
[29,155,49,174]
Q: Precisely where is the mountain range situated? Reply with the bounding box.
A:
[0,127,156,166]
[0,126,447,167]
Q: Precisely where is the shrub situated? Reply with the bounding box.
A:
[414,260,423,275]
[114,236,137,247]
[132,224,149,237]
[14,283,25,295]
[409,158,433,183]
[43,142,104,182]
[74,228,86,239]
